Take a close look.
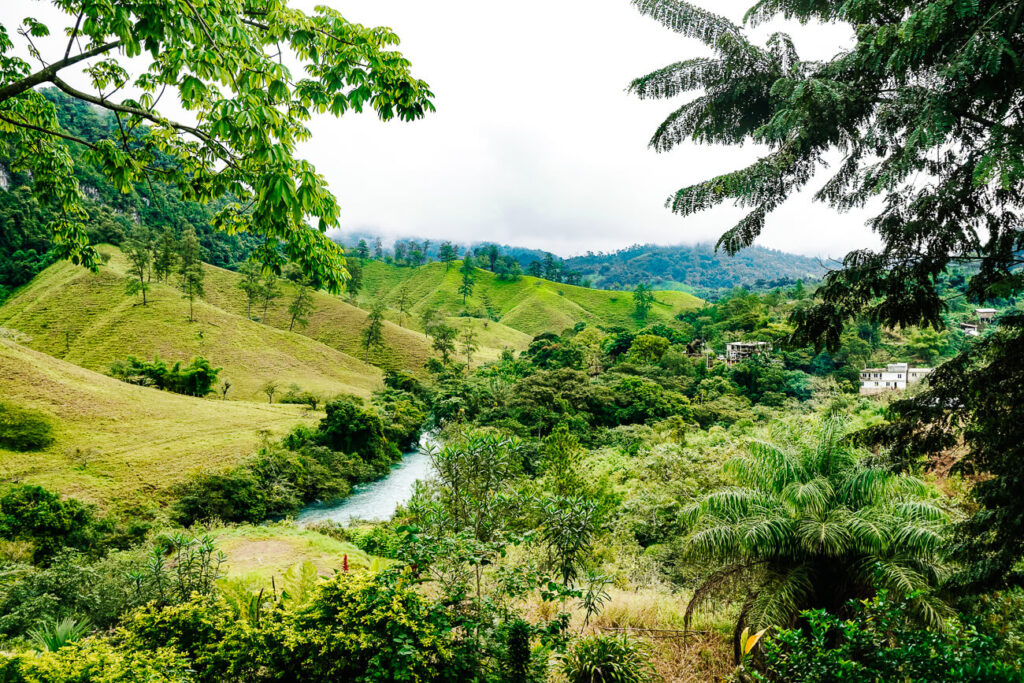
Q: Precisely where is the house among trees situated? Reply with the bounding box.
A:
[976,308,998,326]
[962,308,999,336]
[859,363,932,395]
[725,341,771,364]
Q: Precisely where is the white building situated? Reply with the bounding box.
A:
[859,363,932,395]
[725,341,771,364]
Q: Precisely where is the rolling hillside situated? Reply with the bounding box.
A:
[0,246,384,401]
[0,339,315,507]
[358,261,703,336]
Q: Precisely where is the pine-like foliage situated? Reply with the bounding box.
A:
[630,0,1024,345]
[683,416,948,659]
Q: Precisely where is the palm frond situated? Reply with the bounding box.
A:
[846,508,890,555]
[892,523,944,553]
[739,515,796,558]
[734,441,805,491]
[748,565,814,629]
[838,467,898,506]
[687,522,742,561]
[627,58,725,101]
[631,0,744,49]
[892,499,946,523]
[796,509,852,557]
[780,476,833,516]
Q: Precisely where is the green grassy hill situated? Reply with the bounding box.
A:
[358,261,703,336]
[200,262,443,372]
[0,246,383,401]
[0,339,315,507]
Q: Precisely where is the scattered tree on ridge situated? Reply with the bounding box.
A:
[632,283,654,320]
[122,225,151,305]
[259,273,282,323]
[439,241,458,271]
[360,301,387,362]
[345,256,363,304]
[153,227,177,283]
[287,281,315,332]
[460,327,478,372]
[458,255,475,303]
[177,227,204,323]
[396,285,411,327]
[237,262,262,320]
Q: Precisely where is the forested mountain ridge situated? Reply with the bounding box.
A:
[334,232,825,297]
[563,243,825,295]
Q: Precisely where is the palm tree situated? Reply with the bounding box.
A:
[683,415,948,662]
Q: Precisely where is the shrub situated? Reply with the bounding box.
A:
[560,633,656,683]
[108,355,220,396]
[0,485,111,564]
[317,396,399,472]
[0,401,54,451]
[122,569,460,681]
[755,592,1019,682]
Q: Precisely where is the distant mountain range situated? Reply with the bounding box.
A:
[334,232,826,297]
[562,243,826,295]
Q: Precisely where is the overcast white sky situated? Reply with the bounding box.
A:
[9,0,876,258]
[305,0,874,258]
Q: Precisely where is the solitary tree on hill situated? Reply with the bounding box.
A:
[431,323,457,365]
[123,225,151,305]
[458,255,476,303]
[356,239,370,261]
[632,283,654,320]
[460,327,479,372]
[177,227,204,323]
[360,301,387,362]
[345,257,363,303]
[262,381,278,404]
[237,262,262,320]
[439,241,458,271]
[373,238,384,261]
[396,285,411,327]
[153,227,177,283]
[0,3,433,291]
[288,280,315,331]
[260,273,282,323]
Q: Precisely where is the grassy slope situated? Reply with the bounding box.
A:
[0,339,316,507]
[359,261,703,337]
[0,246,382,401]
[200,262,440,373]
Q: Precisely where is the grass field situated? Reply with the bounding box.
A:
[0,246,383,401]
[214,524,379,586]
[0,339,316,508]
[359,260,703,336]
